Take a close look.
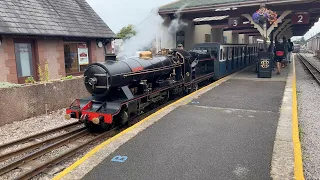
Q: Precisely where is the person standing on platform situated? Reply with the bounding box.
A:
[268,43,275,71]
[288,38,294,63]
[274,38,285,75]
[282,37,289,67]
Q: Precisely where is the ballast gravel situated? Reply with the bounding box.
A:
[295,54,320,179]
[0,108,78,145]
[0,108,79,179]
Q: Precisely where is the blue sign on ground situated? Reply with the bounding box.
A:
[111,155,128,162]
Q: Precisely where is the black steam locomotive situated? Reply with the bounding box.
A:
[65,49,214,129]
[65,43,258,130]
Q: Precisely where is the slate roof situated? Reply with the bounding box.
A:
[159,0,247,12]
[0,0,115,38]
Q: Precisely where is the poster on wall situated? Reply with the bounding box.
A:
[78,45,89,65]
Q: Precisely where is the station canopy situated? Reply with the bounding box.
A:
[158,0,320,37]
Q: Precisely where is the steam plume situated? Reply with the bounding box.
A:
[117,4,188,58]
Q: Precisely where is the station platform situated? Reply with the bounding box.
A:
[56,62,294,180]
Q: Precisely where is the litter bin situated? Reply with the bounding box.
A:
[257,52,272,78]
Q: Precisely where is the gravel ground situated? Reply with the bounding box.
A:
[0,108,78,145]
[295,54,320,179]
[0,108,81,180]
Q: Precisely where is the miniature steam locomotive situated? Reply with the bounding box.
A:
[65,43,258,130]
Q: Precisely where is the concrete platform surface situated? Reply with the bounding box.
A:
[79,65,289,180]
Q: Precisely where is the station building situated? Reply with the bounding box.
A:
[306,33,320,56]
[0,0,115,84]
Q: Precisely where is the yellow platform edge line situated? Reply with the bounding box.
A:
[292,56,305,180]
[52,73,231,180]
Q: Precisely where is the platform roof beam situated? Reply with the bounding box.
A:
[277,25,292,39]
[273,19,291,41]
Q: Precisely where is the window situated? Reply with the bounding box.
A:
[223,47,227,60]
[176,31,185,48]
[64,42,90,74]
[210,47,218,59]
[220,49,223,60]
[205,34,211,42]
[14,42,36,83]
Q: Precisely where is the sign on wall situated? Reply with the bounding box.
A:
[78,44,89,65]
[292,12,310,25]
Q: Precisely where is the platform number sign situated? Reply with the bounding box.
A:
[292,12,310,25]
[228,17,242,28]
[111,155,128,163]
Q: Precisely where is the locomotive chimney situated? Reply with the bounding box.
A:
[105,53,117,61]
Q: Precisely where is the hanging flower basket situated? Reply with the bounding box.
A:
[252,7,278,25]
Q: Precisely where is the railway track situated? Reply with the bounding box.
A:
[297,53,320,85]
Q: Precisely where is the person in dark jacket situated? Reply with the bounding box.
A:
[282,37,289,67]
[288,38,294,63]
[274,38,285,75]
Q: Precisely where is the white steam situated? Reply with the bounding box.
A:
[117,4,188,59]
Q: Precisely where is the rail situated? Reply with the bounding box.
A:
[0,122,81,150]
[297,53,320,85]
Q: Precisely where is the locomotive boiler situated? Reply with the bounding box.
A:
[84,51,186,100]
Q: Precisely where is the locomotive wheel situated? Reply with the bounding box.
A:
[101,121,115,130]
[194,84,198,91]
[84,120,100,132]
[159,92,169,105]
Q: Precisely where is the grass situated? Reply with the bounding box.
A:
[298,124,304,140]
[0,82,22,88]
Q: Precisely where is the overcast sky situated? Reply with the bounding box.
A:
[85,0,173,33]
[85,0,320,39]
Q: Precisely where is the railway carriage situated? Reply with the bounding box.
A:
[190,43,258,80]
[65,43,258,130]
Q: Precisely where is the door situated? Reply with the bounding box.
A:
[14,43,36,83]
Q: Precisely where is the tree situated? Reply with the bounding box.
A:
[116,24,137,40]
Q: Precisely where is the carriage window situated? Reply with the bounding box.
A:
[228,47,232,59]
[223,47,227,59]
[220,49,223,60]
[210,47,218,59]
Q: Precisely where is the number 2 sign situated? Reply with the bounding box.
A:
[292,12,310,24]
